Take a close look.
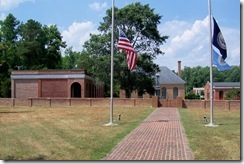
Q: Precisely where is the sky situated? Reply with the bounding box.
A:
[0,0,241,71]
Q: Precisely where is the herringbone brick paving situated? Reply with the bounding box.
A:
[103,107,194,160]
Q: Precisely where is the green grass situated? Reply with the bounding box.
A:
[0,106,154,160]
[178,108,240,160]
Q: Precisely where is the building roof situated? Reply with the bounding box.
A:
[157,66,186,84]
[11,69,92,80]
[213,82,240,88]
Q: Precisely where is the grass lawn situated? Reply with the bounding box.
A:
[0,106,154,160]
[178,108,240,160]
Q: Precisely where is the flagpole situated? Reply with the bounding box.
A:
[206,0,218,127]
[105,0,116,126]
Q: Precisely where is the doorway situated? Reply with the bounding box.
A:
[71,82,81,98]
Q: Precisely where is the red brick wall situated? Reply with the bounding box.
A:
[50,98,71,106]
[14,98,31,106]
[0,98,240,110]
[0,98,14,106]
[230,101,240,110]
[159,99,178,107]
[14,80,38,98]
[71,99,91,106]
[184,100,240,110]
[41,79,68,98]
[31,98,51,106]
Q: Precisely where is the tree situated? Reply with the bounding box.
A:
[81,2,168,97]
[16,19,66,70]
[225,88,240,100]
[0,14,19,97]
[181,65,240,99]
[43,25,66,69]
[16,19,46,69]
[0,14,66,97]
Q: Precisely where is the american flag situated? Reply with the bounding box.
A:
[117,29,137,71]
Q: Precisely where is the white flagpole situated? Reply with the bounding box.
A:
[207,0,218,127]
[105,0,116,126]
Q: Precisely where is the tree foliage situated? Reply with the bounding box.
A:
[0,14,66,97]
[79,2,169,97]
[225,88,240,100]
[181,65,240,97]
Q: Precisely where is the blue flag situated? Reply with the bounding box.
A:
[212,49,232,71]
[212,16,227,60]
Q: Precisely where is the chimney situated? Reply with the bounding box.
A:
[178,61,181,77]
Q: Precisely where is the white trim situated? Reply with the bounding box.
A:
[11,74,92,80]
[214,87,240,89]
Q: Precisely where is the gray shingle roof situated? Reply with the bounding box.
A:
[157,66,186,84]
[213,82,240,88]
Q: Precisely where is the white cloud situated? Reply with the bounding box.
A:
[0,0,35,11]
[155,16,240,71]
[61,21,99,52]
[89,2,107,11]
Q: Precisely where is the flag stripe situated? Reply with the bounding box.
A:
[117,28,137,71]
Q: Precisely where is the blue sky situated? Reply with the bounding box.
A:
[0,0,241,71]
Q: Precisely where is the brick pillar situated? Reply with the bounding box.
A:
[38,80,42,97]
[152,96,159,108]
[201,100,206,109]
[225,100,230,110]
[11,79,15,98]
[176,96,183,108]
[120,89,126,98]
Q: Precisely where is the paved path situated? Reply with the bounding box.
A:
[103,107,194,160]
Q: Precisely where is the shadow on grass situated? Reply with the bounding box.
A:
[0,111,33,114]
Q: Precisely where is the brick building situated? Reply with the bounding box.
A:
[204,82,240,100]
[120,61,186,99]
[155,64,186,100]
[11,70,104,98]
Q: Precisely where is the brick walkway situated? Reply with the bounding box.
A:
[103,107,194,160]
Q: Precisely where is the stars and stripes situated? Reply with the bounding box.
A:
[118,28,137,71]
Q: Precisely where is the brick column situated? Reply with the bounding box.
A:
[38,80,42,97]
[11,79,15,98]
[176,96,183,108]
[152,96,159,108]
[225,100,230,110]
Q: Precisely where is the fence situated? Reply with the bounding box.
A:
[0,98,152,107]
[0,97,240,110]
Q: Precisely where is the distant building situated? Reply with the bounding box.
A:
[204,82,240,100]
[193,87,205,95]
[155,63,186,100]
[120,61,186,99]
[11,70,104,98]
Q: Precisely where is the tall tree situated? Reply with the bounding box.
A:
[16,19,46,69]
[0,14,19,97]
[16,19,66,69]
[43,25,66,69]
[0,14,66,97]
[82,2,169,97]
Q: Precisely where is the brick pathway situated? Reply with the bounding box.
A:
[103,107,194,160]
